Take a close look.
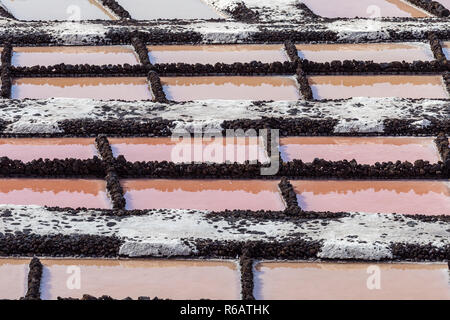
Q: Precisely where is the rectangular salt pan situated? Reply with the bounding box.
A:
[0,259,29,300]
[109,137,270,164]
[443,42,450,60]
[116,0,224,20]
[11,77,153,101]
[300,0,430,18]
[254,262,450,300]
[40,259,240,300]
[308,75,449,100]
[296,43,435,63]
[291,180,450,215]
[12,46,140,67]
[0,179,112,209]
[1,0,117,21]
[279,137,442,164]
[122,179,286,211]
[147,45,288,64]
[161,76,300,101]
[0,138,97,162]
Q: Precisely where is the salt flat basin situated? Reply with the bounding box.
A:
[296,42,434,63]
[109,137,269,164]
[0,0,117,21]
[291,180,450,215]
[443,42,450,60]
[0,138,97,162]
[300,0,430,18]
[254,262,450,300]
[147,44,287,64]
[0,179,111,209]
[279,137,441,164]
[11,77,153,101]
[0,259,29,300]
[39,259,240,300]
[122,179,285,211]
[116,0,223,20]
[12,46,140,67]
[161,76,300,101]
[308,75,448,100]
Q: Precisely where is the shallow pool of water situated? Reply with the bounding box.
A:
[1,0,117,21]
[40,259,240,300]
[300,0,430,18]
[291,180,450,215]
[161,76,300,101]
[279,137,441,164]
[122,179,286,211]
[11,77,153,101]
[147,44,287,64]
[109,136,269,164]
[0,179,112,209]
[0,138,97,162]
[116,0,224,20]
[254,262,450,299]
[308,75,448,100]
[12,46,139,67]
[296,43,434,63]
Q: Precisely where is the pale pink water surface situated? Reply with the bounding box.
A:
[292,180,450,215]
[0,179,112,209]
[0,138,97,162]
[109,137,269,163]
[122,179,285,211]
[254,262,450,300]
[0,259,29,300]
[279,137,441,164]
[40,259,240,300]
